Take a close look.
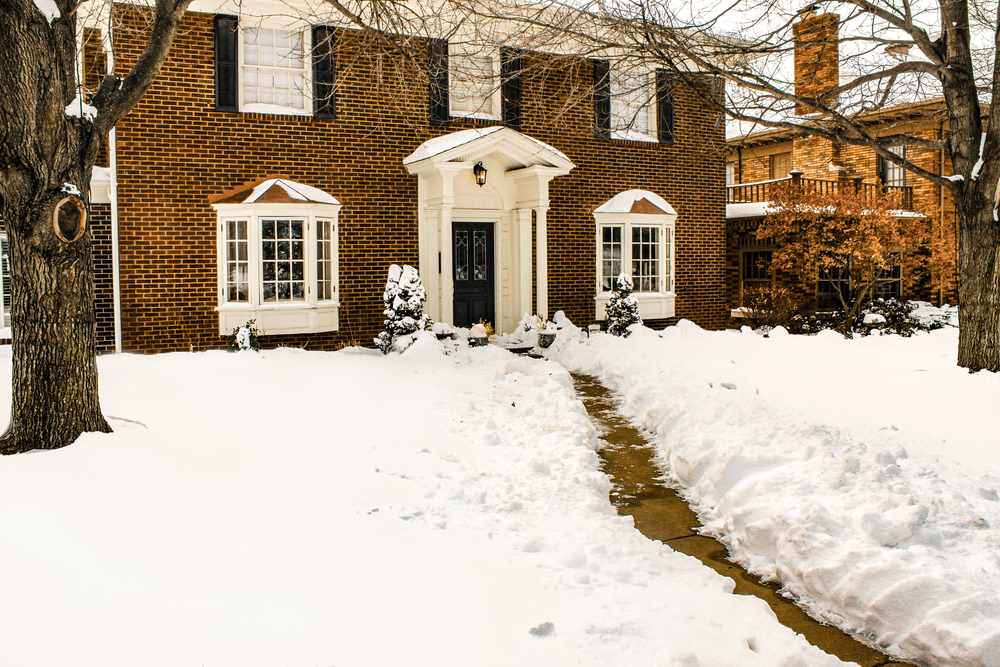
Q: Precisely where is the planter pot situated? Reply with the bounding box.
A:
[468,335,488,347]
[537,332,557,349]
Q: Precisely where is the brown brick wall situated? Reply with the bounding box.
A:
[111,8,727,352]
[91,204,116,352]
[793,13,839,115]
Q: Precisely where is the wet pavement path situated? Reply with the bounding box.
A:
[572,373,911,667]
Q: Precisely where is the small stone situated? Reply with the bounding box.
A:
[529,622,554,637]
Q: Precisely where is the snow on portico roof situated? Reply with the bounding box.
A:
[595,190,676,216]
[211,178,340,206]
[403,126,571,166]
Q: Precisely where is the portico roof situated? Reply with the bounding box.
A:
[404,126,575,175]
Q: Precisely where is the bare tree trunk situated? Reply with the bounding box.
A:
[957,201,1000,372]
[0,195,110,453]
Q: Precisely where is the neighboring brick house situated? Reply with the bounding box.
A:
[725,11,960,321]
[66,0,728,354]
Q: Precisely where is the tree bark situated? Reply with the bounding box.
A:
[956,196,1000,372]
[1,0,190,452]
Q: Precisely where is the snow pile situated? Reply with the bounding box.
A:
[65,92,97,121]
[0,343,844,666]
[550,317,1000,667]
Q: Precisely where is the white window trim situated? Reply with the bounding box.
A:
[448,43,501,121]
[213,201,341,335]
[593,210,676,320]
[609,65,657,143]
[237,20,313,117]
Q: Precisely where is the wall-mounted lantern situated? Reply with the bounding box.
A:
[473,161,487,187]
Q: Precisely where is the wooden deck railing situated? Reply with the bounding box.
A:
[727,171,914,211]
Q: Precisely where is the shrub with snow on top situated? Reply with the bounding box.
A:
[605,273,641,337]
[375,264,432,354]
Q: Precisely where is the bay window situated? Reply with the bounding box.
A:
[594,190,677,320]
[212,179,341,335]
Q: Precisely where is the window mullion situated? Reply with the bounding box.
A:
[306,217,317,306]
[249,214,262,307]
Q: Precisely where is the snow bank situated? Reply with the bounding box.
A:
[550,319,1000,667]
[0,343,843,667]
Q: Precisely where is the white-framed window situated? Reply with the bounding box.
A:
[212,185,341,336]
[239,24,311,116]
[880,145,906,188]
[610,67,656,141]
[726,162,736,186]
[594,191,677,320]
[449,45,500,119]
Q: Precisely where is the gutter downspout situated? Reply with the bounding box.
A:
[106,22,122,354]
[110,127,122,354]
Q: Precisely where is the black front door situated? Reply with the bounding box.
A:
[453,222,495,328]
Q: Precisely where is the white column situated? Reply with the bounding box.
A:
[439,205,454,324]
[534,207,548,320]
[420,204,440,322]
[516,208,532,318]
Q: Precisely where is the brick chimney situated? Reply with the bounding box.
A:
[793,11,839,115]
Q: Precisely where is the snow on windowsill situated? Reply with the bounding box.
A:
[609,129,658,144]
[239,104,312,117]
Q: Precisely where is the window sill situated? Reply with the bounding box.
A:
[239,103,312,117]
[610,129,658,143]
[730,307,749,318]
[594,292,675,320]
[450,111,501,122]
[217,302,339,335]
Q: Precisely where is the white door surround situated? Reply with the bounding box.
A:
[404,127,575,334]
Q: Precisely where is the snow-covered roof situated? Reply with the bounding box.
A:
[595,190,676,216]
[212,178,340,205]
[726,202,771,219]
[404,127,505,165]
[403,126,571,168]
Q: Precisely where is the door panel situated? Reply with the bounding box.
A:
[453,222,495,328]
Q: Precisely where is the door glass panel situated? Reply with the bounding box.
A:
[455,230,469,281]
[473,230,487,280]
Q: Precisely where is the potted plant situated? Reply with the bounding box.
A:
[536,317,558,349]
[468,321,491,347]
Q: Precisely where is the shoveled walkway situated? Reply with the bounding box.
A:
[572,373,911,667]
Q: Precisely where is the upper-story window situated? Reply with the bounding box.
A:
[215,16,336,119]
[449,47,500,119]
[610,68,653,139]
[726,162,736,186]
[770,152,792,179]
[878,145,906,188]
[594,60,674,144]
[241,27,307,113]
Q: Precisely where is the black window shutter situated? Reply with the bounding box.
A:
[214,14,239,112]
[312,26,336,119]
[501,47,523,131]
[428,39,450,126]
[656,69,675,146]
[876,153,887,184]
[593,59,611,139]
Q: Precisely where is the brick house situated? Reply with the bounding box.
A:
[725,11,960,322]
[50,0,729,354]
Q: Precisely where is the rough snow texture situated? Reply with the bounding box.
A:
[0,342,846,667]
[65,93,97,121]
[595,190,676,215]
[245,178,339,204]
[550,316,1000,667]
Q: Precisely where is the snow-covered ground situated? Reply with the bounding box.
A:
[0,334,844,667]
[549,316,1000,667]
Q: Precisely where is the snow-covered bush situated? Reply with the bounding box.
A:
[605,273,641,337]
[858,298,918,337]
[226,319,262,352]
[375,264,432,354]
